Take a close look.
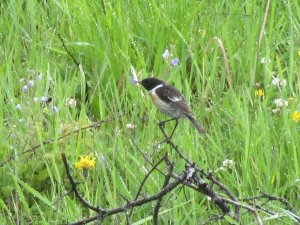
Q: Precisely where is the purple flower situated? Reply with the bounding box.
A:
[37,73,43,81]
[170,58,180,66]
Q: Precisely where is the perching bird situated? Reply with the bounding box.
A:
[138,77,206,134]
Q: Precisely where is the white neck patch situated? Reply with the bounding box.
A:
[149,84,163,94]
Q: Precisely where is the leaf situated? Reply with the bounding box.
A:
[13,175,54,209]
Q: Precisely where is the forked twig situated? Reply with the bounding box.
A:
[158,122,240,219]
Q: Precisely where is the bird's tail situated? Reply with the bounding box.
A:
[185,114,207,134]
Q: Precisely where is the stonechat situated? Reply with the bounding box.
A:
[138,77,206,134]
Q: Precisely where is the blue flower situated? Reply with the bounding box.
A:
[16,104,22,110]
[22,85,29,92]
[51,106,59,113]
[28,80,34,87]
[41,96,49,102]
[130,66,139,85]
[170,58,180,66]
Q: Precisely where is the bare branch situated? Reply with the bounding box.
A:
[61,153,105,213]
[158,123,239,219]
[134,153,167,202]
[260,192,298,217]
[153,157,174,224]
[242,192,300,222]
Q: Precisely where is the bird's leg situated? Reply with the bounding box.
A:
[153,118,179,156]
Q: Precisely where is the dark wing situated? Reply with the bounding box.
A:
[156,85,192,114]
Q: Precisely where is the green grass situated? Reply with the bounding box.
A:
[0,0,299,224]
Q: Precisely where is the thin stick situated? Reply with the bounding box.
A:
[133,154,167,202]
[223,198,263,225]
[58,34,80,67]
[258,0,271,48]
[202,37,232,94]
[0,114,125,167]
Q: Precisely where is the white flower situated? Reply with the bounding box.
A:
[274,98,288,107]
[130,66,139,85]
[274,98,282,107]
[22,85,29,92]
[19,78,25,82]
[272,108,281,114]
[28,80,34,87]
[41,96,49,102]
[215,159,235,173]
[272,76,287,88]
[65,98,77,108]
[33,97,39,102]
[271,76,281,86]
[16,104,22,110]
[222,159,234,169]
[19,118,25,123]
[261,57,271,64]
[126,123,137,130]
[162,49,170,60]
[37,73,43,81]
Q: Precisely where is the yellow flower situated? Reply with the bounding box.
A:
[298,50,300,57]
[292,111,300,122]
[75,156,96,169]
[255,89,264,97]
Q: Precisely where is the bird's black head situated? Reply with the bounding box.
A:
[139,78,165,91]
